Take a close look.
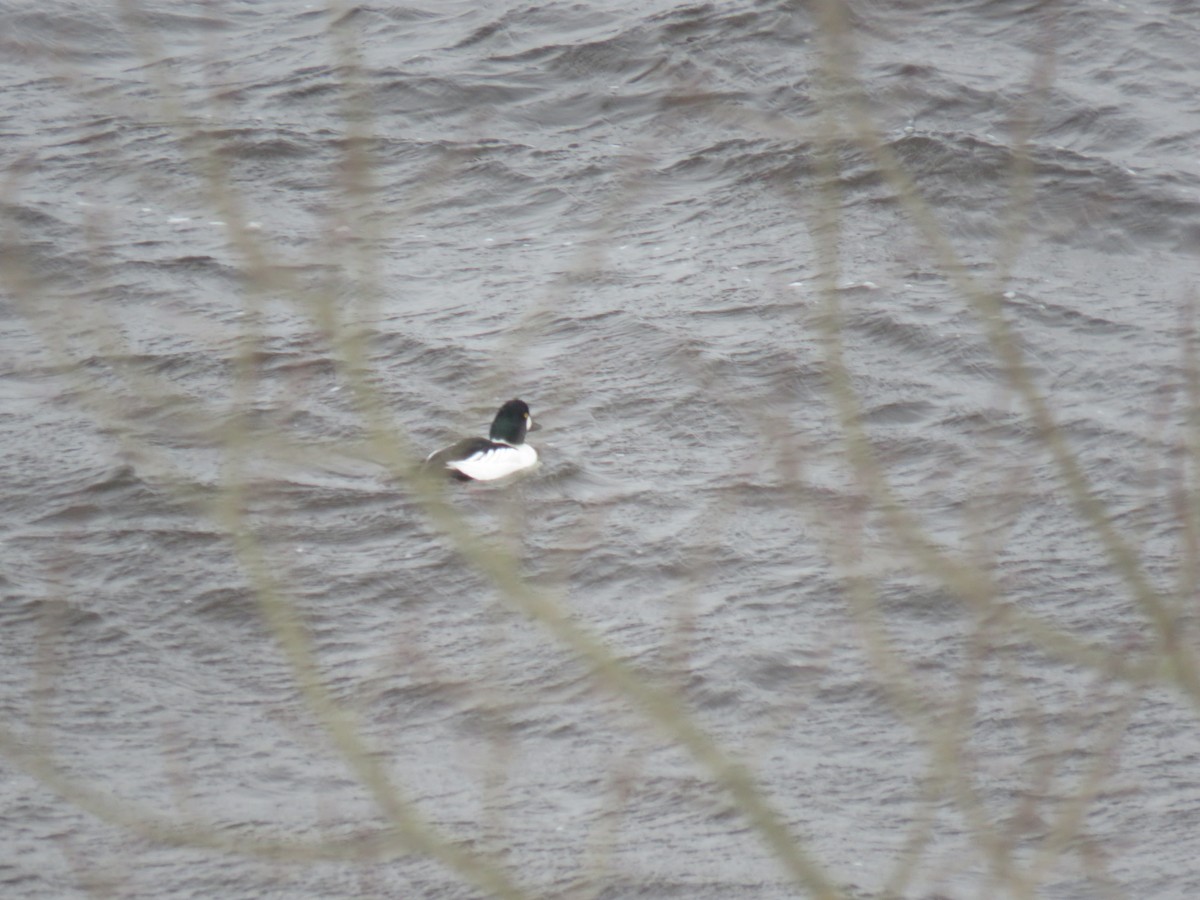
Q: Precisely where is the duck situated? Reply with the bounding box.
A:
[423,399,539,481]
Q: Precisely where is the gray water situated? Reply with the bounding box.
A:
[3,1,1200,897]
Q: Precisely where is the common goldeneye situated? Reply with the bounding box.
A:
[424,399,539,481]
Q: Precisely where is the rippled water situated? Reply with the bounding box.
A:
[4,1,1200,898]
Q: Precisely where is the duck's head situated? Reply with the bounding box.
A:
[489,399,535,445]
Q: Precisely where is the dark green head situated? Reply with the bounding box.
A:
[489,399,533,445]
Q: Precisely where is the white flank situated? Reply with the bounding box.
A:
[449,443,538,481]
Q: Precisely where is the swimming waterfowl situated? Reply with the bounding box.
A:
[424,399,539,481]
